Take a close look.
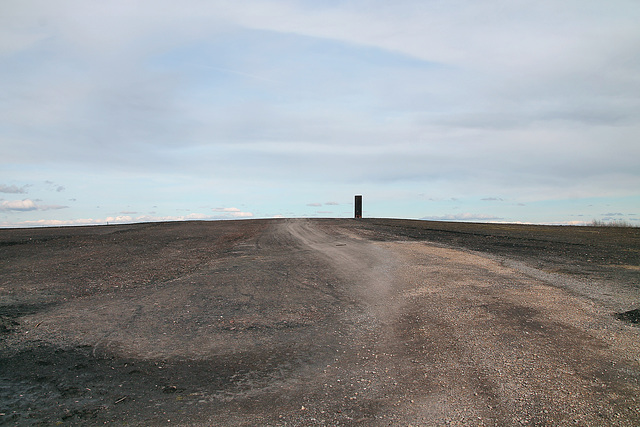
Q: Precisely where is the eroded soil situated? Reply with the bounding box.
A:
[1,218,639,425]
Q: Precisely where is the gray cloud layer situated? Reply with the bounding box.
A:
[1,1,639,225]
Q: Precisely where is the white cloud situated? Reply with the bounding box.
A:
[212,207,241,212]
[211,207,253,218]
[0,184,28,194]
[421,213,503,222]
[1,199,37,211]
[0,199,67,212]
[0,212,242,227]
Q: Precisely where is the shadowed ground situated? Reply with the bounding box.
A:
[1,218,639,425]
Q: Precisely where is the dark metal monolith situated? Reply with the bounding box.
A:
[354,195,362,219]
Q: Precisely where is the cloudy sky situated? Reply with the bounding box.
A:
[2,0,639,227]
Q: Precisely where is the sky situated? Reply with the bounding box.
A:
[2,0,640,227]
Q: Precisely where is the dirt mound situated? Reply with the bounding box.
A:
[2,218,639,425]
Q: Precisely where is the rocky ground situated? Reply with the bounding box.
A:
[1,218,639,425]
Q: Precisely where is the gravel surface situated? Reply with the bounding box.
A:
[1,218,639,425]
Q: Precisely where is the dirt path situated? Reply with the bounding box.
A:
[1,219,639,425]
[304,219,640,426]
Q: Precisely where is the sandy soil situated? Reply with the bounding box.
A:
[1,218,639,425]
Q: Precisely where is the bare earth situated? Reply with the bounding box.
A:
[1,218,639,426]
